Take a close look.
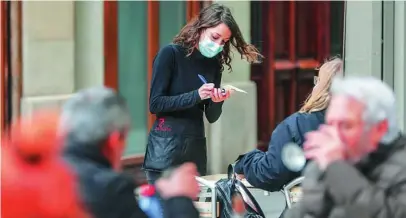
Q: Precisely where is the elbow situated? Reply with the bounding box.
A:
[206,109,222,124]
[207,116,220,124]
[149,103,158,114]
[149,98,161,114]
[149,107,158,114]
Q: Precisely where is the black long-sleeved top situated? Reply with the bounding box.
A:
[144,44,224,175]
[149,44,224,125]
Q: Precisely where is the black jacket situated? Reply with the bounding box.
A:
[234,110,325,191]
[284,135,406,218]
[63,140,199,218]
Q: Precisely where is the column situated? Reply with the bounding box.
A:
[21,1,75,115]
[343,1,382,78]
[207,1,257,174]
[118,1,148,156]
[74,1,104,90]
[345,1,406,130]
[394,2,406,130]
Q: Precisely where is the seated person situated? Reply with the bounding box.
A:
[234,58,343,191]
[61,87,200,218]
[285,76,406,218]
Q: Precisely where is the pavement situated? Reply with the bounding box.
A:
[197,174,289,218]
[248,188,286,218]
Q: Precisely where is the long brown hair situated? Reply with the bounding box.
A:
[299,57,343,113]
[173,3,263,72]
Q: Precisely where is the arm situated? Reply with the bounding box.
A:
[233,122,294,191]
[205,70,224,123]
[149,45,201,113]
[324,161,406,217]
[107,176,199,218]
[106,177,148,218]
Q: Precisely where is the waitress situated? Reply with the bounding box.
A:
[143,3,262,183]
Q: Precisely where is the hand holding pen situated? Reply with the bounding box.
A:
[198,74,230,102]
[197,74,215,100]
[198,83,215,100]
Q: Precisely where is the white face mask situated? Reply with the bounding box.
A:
[198,36,224,58]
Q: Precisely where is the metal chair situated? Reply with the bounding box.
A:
[283,176,304,208]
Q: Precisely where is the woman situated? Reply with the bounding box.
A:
[234,57,343,192]
[142,4,262,183]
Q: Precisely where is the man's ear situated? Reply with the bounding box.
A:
[374,119,389,143]
[106,131,122,150]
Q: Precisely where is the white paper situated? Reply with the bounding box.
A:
[223,85,248,94]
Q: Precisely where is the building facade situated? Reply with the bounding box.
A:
[0,1,258,174]
[2,1,402,175]
[344,1,406,131]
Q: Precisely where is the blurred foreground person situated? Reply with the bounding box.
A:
[1,111,87,218]
[61,87,199,218]
[234,58,343,191]
[284,76,406,218]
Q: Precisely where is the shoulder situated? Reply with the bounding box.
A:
[283,111,325,129]
[271,113,302,137]
[276,110,325,144]
[94,171,136,195]
[386,139,406,171]
[155,44,188,64]
[76,165,136,201]
[376,136,406,185]
[277,112,302,133]
[159,44,187,56]
[156,44,176,57]
[78,169,142,216]
[294,110,325,123]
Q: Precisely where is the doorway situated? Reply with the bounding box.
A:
[251,1,345,149]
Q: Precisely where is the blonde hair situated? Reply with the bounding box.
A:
[299,57,343,113]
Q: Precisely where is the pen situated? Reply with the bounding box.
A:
[198,74,226,95]
[197,74,207,84]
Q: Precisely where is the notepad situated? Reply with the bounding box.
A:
[223,85,248,94]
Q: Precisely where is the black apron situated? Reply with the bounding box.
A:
[143,117,207,176]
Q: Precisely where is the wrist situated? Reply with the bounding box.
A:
[194,90,204,101]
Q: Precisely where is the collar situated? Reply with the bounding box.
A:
[191,47,208,60]
[63,138,112,168]
[356,134,405,173]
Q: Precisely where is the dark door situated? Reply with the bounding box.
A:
[251,1,344,149]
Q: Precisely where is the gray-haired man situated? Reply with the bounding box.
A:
[61,87,199,218]
[284,76,406,218]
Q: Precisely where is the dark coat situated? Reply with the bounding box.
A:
[63,139,199,218]
[234,110,325,191]
[284,135,406,218]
